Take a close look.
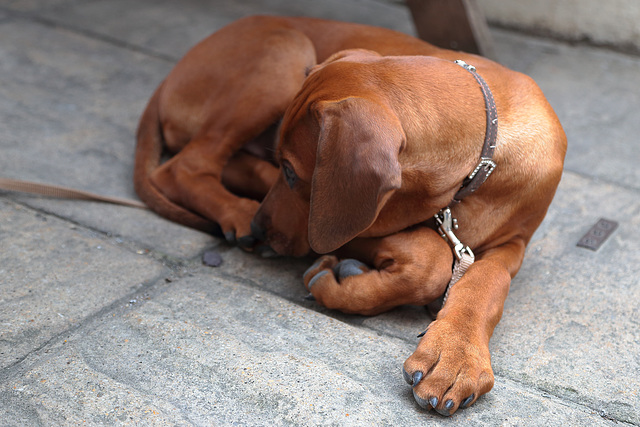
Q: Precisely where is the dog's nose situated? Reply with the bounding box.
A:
[250,218,266,242]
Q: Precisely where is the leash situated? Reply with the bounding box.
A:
[0,177,148,209]
[425,60,499,319]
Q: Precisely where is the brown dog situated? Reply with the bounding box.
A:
[135,15,566,416]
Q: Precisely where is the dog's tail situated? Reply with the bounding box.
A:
[133,84,219,234]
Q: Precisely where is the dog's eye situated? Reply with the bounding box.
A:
[282,162,297,189]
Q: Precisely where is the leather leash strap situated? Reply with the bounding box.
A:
[0,177,147,209]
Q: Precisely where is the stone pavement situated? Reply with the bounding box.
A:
[0,0,638,425]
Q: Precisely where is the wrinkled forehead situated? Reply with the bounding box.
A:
[276,104,319,168]
[276,51,385,165]
[307,48,383,76]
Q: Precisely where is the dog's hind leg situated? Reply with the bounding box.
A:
[222,151,280,201]
[146,17,317,245]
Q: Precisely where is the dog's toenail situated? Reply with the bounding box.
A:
[237,235,255,248]
[460,394,475,409]
[304,293,316,301]
[412,371,423,386]
[224,231,236,243]
[436,400,455,416]
[333,259,366,280]
[308,270,329,289]
[429,397,438,409]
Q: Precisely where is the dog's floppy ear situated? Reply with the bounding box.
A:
[309,97,404,253]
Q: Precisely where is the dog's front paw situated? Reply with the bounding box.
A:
[403,319,494,416]
[303,256,385,314]
[303,255,340,290]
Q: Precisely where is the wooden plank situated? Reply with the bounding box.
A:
[406,0,497,59]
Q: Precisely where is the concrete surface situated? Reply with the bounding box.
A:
[0,0,639,425]
[479,0,640,53]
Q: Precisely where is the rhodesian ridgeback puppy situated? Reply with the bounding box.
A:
[135,15,566,416]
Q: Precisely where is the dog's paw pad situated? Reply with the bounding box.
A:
[436,400,455,417]
[412,389,431,409]
[333,259,367,280]
[403,367,413,385]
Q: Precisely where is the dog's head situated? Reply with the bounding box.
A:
[252,50,406,256]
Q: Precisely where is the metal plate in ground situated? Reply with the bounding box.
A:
[576,218,619,250]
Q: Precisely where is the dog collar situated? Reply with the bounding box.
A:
[451,60,498,203]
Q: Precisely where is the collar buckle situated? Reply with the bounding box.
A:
[468,158,497,181]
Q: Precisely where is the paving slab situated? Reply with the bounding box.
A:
[0,199,165,370]
[493,171,640,424]
[0,0,638,424]
[217,171,640,424]
[0,272,612,425]
[0,17,214,259]
[10,197,217,260]
[0,0,78,13]
[5,0,414,60]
